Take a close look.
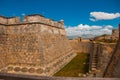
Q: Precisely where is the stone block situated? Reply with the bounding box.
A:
[23,14,44,23]
[0,16,7,24]
[7,17,20,24]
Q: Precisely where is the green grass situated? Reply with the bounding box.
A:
[54,53,89,77]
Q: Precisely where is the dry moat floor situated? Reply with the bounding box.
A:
[54,53,89,77]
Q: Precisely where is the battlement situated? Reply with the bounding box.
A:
[0,16,8,24]
[7,17,20,24]
[0,14,64,29]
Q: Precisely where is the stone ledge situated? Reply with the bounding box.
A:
[0,22,64,30]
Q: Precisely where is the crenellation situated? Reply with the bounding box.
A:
[7,17,20,24]
[23,14,44,23]
[58,20,64,25]
[0,16,8,24]
[58,20,64,28]
[0,14,64,30]
[46,19,51,26]
[54,21,58,27]
[112,28,119,40]
[22,14,64,29]
[49,19,54,26]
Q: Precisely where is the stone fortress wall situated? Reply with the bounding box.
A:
[0,14,76,76]
[68,37,119,77]
[89,25,120,78]
[94,28,119,41]
[89,42,116,77]
[0,14,119,77]
[69,39,91,53]
[112,28,119,40]
[104,25,120,77]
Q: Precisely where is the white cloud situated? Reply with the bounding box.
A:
[21,13,25,16]
[104,25,113,29]
[65,24,113,38]
[90,12,120,21]
[89,18,96,22]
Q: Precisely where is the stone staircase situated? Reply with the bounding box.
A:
[91,43,98,72]
[88,43,99,77]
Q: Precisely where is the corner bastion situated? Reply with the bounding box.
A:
[0,14,76,76]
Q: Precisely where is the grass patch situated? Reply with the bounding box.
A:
[54,53,89,77]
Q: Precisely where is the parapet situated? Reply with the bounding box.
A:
[0,14,64,29]
[7,17,20,24]
[0,16,20,24]
[23,14,64,28]
[0,16,7,24]
[23,14,44,23]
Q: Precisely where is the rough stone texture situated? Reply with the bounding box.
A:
[104,25,120,78]
[0,25,8,69]
[89,42,116,77]
[7,17,20,24]
[89,25,120,78]
[0,14,76,76]
[0,16,8,24]
[94,28,119,41]
[112,29,119,40]
[97,43,116,76]
[69,39,91,53]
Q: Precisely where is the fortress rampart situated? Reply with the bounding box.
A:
[112,28,119,40]
[89,24,120,78]
[0,14,76,76]
[0,14,64,29]
[69,40,91,53]
[104,25,120,77]
[89,42,116,77]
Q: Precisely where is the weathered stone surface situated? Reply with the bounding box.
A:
[89,25,120,78]
[94,28,119,41]
[7,17,20,24]
[112,29,119,40]
[0,14,76,76]
[89,42,116,77]
[104,25,120,78]
[69,39,91,53]
[0,16,7,24]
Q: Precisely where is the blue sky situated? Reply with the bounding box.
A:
[0,0,120,38]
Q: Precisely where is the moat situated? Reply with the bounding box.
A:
[54,53,89,77]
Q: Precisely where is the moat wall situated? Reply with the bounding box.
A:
[69,39,117,77]
[69,40,91,53]
[89,42,116,77]
[0,15,76,76]
[89,25,120,78]
[104,25,120,77]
